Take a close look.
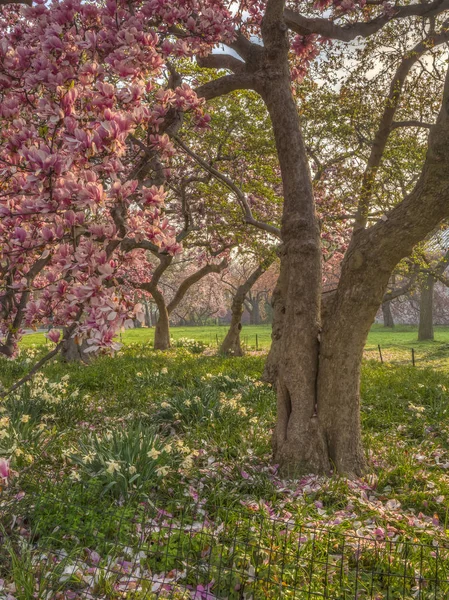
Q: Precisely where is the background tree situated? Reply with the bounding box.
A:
[220,251,277,356]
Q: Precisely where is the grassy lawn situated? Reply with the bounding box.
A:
[1,340,449,597]
[21,322,449,369]
[19,323,274,351]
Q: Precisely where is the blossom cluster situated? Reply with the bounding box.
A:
[0,0,233,356]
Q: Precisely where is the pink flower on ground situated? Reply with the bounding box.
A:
[0,458,10,485]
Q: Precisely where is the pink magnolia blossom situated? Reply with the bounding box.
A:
[0,458,10,485]
[46,329,61,344]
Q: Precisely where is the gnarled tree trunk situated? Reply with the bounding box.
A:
[382,300,395,327]
[258,12,330,476]
[259,1,449,477]
[221,262,269,356]
[418,274,435,340]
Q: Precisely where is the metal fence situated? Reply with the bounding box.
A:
[1,496,448,599]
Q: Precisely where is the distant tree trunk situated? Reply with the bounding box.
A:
[248,299,261,324]
[418,274,435,341]
[221,262,272,356]
[144,302,151,327]
[382,300,395,328]
[61,330,91,363]
[221,310,243,356]
[151,259,228,350]
[153,291,171,350]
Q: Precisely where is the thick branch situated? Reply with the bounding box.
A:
[391,120,433,130]
[353,63,449,281]
[285,0,449,42]
[167,258,228,314]
[197,54,246,73]
[195,73,256,101]
[354,29,449,231]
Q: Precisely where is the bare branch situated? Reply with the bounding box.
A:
[173,135,281,238]
[285,0,449,42]
[391,120,433,130]
[197,54,246,73]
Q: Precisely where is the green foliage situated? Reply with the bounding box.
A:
[69,423,179,499]
[2,335,449,597]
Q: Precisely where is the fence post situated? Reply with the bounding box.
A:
[412,348,415,367]
[378,344,383,363]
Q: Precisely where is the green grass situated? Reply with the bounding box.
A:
[22,321,449,347]
[19,323,274,350]
[2,335,449,596]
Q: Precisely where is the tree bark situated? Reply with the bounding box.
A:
[144,302,151,327]
[153,290,171,350]
[61,330,91,363]
[220,262,268,356]
[418,274,435,340]
[382,300,395,328]
[257,5,330,476]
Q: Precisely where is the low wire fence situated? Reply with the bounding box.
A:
[1,496,448,599]
[363,343,449,368]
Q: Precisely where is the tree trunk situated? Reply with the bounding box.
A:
[144,302,151,327]
[221,263,269,356]
[258,13,330,476]
[153,292,171,350]
[248,299,261,325]
[418,274,435,340]
[382,300,395,328]
[61,330,91,363]
[220,302,244,356]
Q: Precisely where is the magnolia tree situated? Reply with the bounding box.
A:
[0,0,231,364]
[4,0,449,477]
